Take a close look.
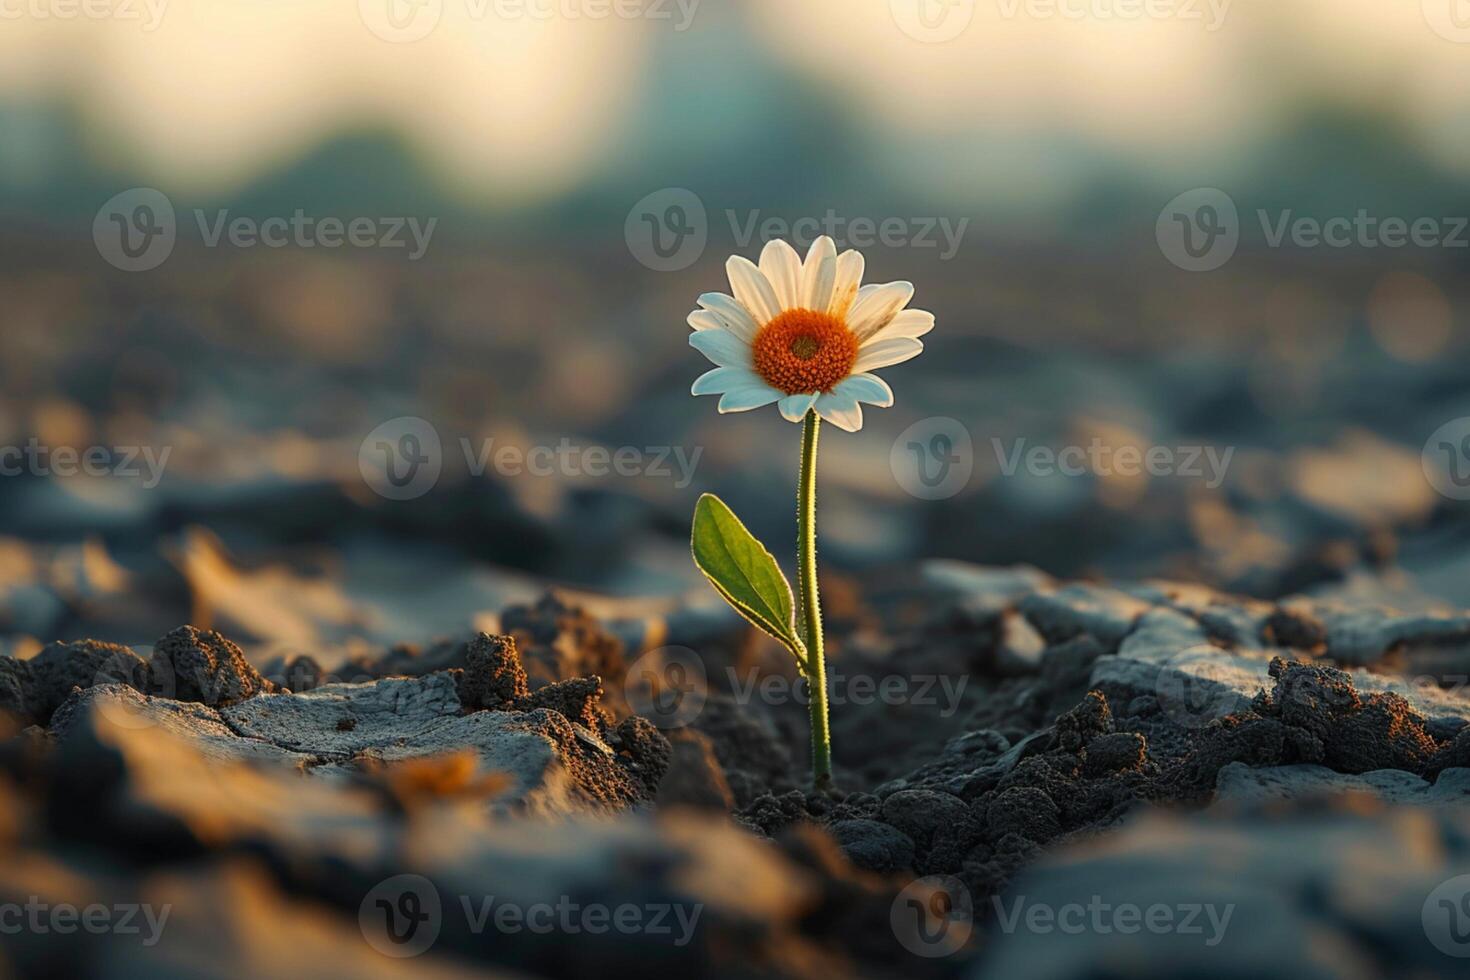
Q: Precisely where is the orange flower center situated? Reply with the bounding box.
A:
[751,309,857,395]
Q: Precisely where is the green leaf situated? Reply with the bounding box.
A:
[691,493,806,664]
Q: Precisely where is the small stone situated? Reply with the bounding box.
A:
[879,789,969,851]
[1055,690,1113,752]
[985,787,1061,844]
[30,640,150,720]
[460,633,528,709]
[518,676,607,732]
[1082,732,1147,777]
[828,819,916,873]
[0,656,37,725]
[151,627,274,707]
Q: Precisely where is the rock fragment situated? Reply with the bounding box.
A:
[151,626,274,707]
[458,632,528,709]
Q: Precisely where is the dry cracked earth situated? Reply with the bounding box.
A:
[2,563,1470,978]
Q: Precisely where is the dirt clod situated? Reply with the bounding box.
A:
[152,626,275,707]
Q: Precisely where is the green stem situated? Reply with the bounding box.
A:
[797,408,832,791]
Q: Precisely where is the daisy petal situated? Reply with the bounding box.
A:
[832,373,894,407]
[777,392,818,423]
[870,308,935,340]
[853,337,923,373]
[689,327,752,368]
[759,239,802,311]
[692,366,761,395]
[726,255,780,326]
[719,385,782,413]
[801,236,837,312]
[697,292,760,343]
[828,249,865,320]
[814,392,863,432]
[848,282,915,342]
[688,310,723,332]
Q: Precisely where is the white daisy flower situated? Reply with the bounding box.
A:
[687,237,933,432]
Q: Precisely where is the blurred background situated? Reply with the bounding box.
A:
[2,0,1470,667]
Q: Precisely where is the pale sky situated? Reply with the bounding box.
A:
[0,0,1467,200]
